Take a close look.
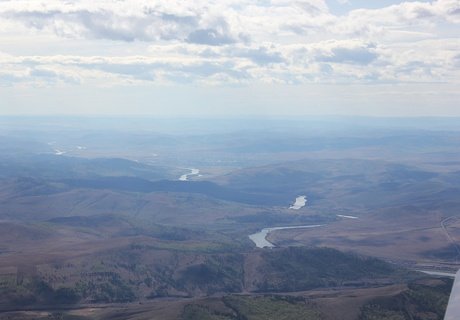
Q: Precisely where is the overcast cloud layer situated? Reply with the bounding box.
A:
[0,0,459,115]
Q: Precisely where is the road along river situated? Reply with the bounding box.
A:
[249,225,323,248]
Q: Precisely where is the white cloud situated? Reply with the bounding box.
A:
[0,0,458,88]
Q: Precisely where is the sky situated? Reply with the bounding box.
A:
[0,0,459,116]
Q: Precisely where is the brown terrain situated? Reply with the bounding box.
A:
[0,119,459,319]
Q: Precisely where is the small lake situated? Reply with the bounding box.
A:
[289,195,307,210]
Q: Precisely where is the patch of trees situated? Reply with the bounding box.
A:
[75,273,136,303]
[182,304,234,320]
[359,278,453,320]
[256,247,397,292]
[177,254,244,294]
[4,280,80,306]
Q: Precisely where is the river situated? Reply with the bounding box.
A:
[337,214,358,219]
[179,168,200,181]
[249,225,323,248]
[416,270,456,278]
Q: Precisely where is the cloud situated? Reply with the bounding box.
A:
[1,8,196,42]
[453,54,460,67]
[29,68,58,78]
[0,0,458,87]
[0,0,331,43]
[187,28,235,46]
[0,1,252,45]
[314,41,378,65]
[1,0,458,43]
[339,0,460,31]
[0,73,24,86]
[224,45,285,65]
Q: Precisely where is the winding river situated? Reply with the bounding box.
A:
[179,168,200,181]
[249,225,323,248]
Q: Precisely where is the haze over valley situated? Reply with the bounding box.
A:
[0,116,458,319]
